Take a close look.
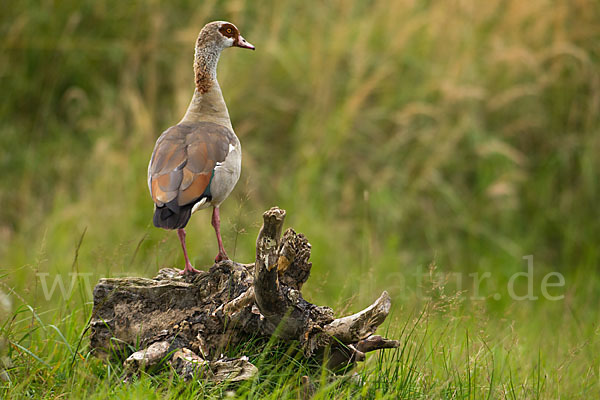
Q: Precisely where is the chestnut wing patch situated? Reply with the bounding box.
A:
[148,122,235,210]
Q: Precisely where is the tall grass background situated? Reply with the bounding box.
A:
[1,0,599,397]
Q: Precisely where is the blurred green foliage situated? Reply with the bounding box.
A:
[1,0,600,397]
[2,0,599,278]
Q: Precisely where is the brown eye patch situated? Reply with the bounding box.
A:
[219,23,238,39]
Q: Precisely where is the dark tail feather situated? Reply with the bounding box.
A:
[153,203,193,230]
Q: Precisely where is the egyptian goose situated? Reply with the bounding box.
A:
[148,21,254,274]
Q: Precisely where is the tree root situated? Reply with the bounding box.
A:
[90,207,399,381]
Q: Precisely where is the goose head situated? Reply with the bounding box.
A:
[197,21,255,51]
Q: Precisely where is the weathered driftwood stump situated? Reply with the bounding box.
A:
[90,207,398,381]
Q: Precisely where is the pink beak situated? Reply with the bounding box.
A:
[235,35,255,50]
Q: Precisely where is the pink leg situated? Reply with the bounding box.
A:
[177,228,200,275]
[212,206,229,262]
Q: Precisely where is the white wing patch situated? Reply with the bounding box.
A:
[215,144,236,169]
[191,197,208,213]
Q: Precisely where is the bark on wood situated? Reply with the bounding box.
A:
[90,207,399,381]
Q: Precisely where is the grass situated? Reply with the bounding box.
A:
[1,0,600,398]
[3,271,593,398]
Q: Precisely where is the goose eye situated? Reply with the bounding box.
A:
[226,28,233,34]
